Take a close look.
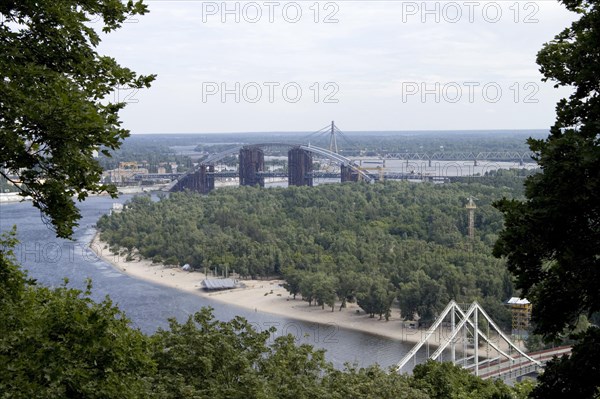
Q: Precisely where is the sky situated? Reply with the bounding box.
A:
[97,1,578,134]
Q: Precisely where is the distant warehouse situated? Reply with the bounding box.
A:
[201,278,238,291]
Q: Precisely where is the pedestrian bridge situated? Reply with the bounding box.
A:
[396,300,571,382]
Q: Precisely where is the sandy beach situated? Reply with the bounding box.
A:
[89,233,446,346]
[89,233,523,356]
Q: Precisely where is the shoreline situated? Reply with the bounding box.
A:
[89,232,526,359]
[0,193,30,203]
[88,232,444,346]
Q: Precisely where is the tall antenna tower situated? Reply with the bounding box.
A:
[466,197,477,240]
[329,120,338,153]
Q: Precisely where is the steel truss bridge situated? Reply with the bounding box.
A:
[383,151,535,164]
[396,300,571,382]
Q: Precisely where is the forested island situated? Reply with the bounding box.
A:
[98,174,527,328]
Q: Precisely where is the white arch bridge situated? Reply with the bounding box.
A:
[396,300,571,382]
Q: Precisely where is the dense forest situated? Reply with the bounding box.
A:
[98,176,526,326]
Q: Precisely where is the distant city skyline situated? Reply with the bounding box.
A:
[99,1,577,133]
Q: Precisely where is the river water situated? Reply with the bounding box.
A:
[0,195,424,370]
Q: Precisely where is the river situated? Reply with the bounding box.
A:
[0,195,425,370]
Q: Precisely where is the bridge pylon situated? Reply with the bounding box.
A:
[329,120,338,153]
[340,164,360,182]
[396,300,541,380]
[170,163,214,193]
[239,147,265,187]
[288,147,313,187]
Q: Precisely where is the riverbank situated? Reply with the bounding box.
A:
[89,233,445,346]
[0,193,29,203]
[89,232,527,358]
[0,185,161,203]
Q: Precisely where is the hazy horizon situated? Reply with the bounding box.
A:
[128,128,550,136]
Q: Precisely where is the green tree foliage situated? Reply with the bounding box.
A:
[411,360,514,399]
[455,168,536,197]
[99,181,521,327]
[493,0,600,396]
[0,231,154,398]
[2,230,536,398]
[398,270,448,324]
[495,0,600,338]
[322,365,429,399]
[511,379,537,399]
[357,276,395,320]
[0,0,155,238]
[529,327,600,399]
[150,308,277,398]
[282,266,302,299]
[0,228,25,301]
[335,270,360,310]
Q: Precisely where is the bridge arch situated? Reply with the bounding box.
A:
[171,142,372,193]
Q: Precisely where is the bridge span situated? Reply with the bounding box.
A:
[477,346,571,382]
[170,143,372,194]
[396,300,571,383]
[165,138,535,193]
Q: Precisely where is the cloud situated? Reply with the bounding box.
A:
[99,1,577,133]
